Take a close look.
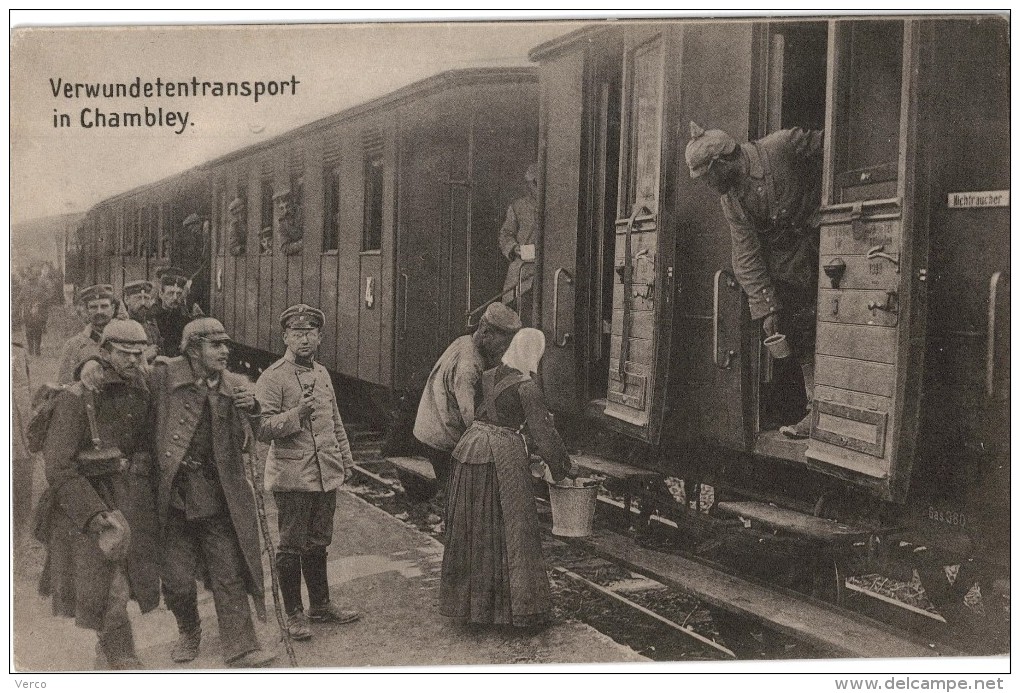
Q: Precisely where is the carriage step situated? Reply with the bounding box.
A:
[715,501,870,543]
[386,456,436,481]
[569,453,661,481]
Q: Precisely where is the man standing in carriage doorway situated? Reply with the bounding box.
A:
[254,304,360,643]
[686,122,823,438]
[498,163,540,325]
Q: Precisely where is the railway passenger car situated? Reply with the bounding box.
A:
[528,17,1009,624]
[204,68,538,395]
[72,169,211,310]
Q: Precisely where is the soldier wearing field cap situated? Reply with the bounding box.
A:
[57,284,118,384]
[254,304,359,641]
[153,266,202,358]
[122,280,161,363]
[413,302,522,501]
[687,121,823,438]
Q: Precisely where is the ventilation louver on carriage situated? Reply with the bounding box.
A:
[362,127,385,155]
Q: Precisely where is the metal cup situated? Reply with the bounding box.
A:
[763,333,792,359]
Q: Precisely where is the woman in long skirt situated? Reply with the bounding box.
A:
[440,328,574,628]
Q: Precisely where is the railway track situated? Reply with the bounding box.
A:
[342,428,972,661]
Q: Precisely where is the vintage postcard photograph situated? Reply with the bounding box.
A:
[8,11,1011,682]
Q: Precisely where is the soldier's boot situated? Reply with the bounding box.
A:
[170,624,202,663]
[303,551,361,624]
[781,362,814,439]
[277,552,311,641]
[99,622,146,670]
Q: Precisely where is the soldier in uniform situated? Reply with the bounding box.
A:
[38,320,160,669]
[254,304,359,641]
[56,284,117,384]
[152,267,199,358]
[686,122,824,438]
[498,163,540,322]
[122,280,161,364]
[81,318,275,668]
[413,303,521,499]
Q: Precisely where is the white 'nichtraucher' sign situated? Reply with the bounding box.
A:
[947,190,1009,208]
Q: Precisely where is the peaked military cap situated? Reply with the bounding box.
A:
[77,284,115,305]
[685,121,738,179]
[157,266,189,288]
[480,303,522,333]
[101,319,149,354]
[280,304,325,330]
[180,317,231,352]
[122,279,154,297]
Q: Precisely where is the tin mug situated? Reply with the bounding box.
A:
[763,333,792,359]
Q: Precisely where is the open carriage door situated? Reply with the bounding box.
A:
[602,26,679,443]
[806,20,927,501]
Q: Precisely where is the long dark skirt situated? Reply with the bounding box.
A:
[439,422,551,626]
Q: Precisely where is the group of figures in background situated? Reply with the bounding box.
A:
[12,260,64,356]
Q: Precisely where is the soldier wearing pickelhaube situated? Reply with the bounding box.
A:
[254,304,359,641]
[38,320,160,669]
[57,284,117,384]
[122,280,161,363]
[78,317,275,668]
[686,122,823,438]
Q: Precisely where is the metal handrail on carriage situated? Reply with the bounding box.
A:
[464,260,533,329]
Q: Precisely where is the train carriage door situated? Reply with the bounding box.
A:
[806,20,927,500]
[602,26,679,442]
[536,43,586,415]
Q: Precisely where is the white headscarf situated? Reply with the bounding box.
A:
[501,327,545,376]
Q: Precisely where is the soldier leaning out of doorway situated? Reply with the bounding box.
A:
[686,122,823,438]
[498,163,539,323]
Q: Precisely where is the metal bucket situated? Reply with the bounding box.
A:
[548,483,598,537]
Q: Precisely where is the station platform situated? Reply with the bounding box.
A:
[13,489,647,671]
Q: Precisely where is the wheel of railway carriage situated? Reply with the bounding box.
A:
[810,556,847,606]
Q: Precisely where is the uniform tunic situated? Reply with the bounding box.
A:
[722,128,824,320]
[148,357,266,618]
[440,364,571,627]
[56,326,102,384]
[255,352,353,493]
[152,304,193,358]
[38,369,160,631]
[498,195,540,302]
[413,335,485,454]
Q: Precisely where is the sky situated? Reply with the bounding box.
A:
[10,14,585,225]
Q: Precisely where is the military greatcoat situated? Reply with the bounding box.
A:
[148,356,266,614]
[39,368,161,630]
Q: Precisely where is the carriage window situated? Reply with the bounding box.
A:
[832,21,904,202]
[260,178,274,255]
[363,151,384,252]
[323,166,341,252]
[623,37,663,210]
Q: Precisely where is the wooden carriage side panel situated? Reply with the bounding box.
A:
[393,98,446,392]
[356,116,391,386]
[318,254,339,373]
[378,112,397,389]
[536,47,585,415]
[301,132,324,313]
[270,146,291,355]
[285,143,307,331]
[252,159,271,352]
[669,21,756,452]
[334,125,362,380]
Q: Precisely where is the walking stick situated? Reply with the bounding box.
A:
[243,449,298,668]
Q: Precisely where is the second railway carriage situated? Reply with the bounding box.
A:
[75,169,210,310]
[204,68,538,394]
[527,16,1009,631]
